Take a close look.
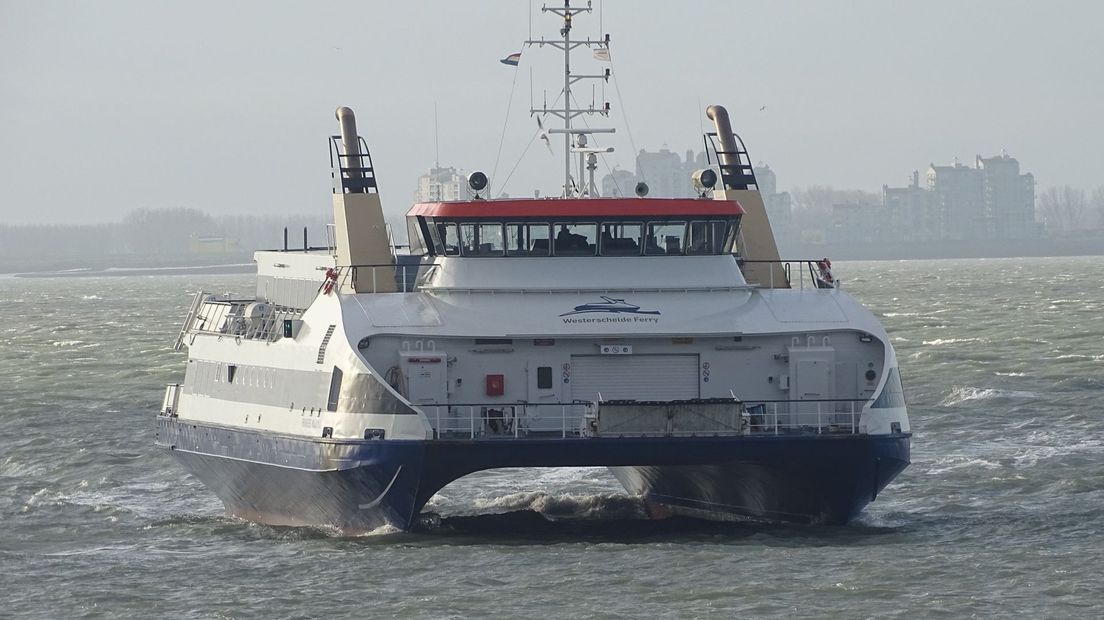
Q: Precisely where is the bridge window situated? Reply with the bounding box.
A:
[687,221,728,255]
[645,222,686,255]
[460,222,504,256]
[434,222,460,256]
[507,222,551,256]
[600,222,643,256]
[553,223,597,256]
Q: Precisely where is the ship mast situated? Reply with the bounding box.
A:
[527,0,613,198]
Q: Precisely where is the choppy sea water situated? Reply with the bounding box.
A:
[1,257,1102,618]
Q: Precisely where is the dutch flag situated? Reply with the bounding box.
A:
[500,52,521,66]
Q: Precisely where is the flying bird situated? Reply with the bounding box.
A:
[537,116,553,154]
[759,105,767,111]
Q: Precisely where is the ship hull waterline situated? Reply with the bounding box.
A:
[156,418,910,533]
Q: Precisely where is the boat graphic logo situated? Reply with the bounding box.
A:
[559,296,661,317]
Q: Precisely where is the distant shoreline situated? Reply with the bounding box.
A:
[780,237,1104,261]
[8,262,255,279]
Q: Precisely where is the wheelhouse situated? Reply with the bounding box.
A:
[406,198,745,258]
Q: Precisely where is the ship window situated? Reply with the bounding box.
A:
[872,368,906,409]
[599,222,643,256]
[327,366,343,412]
[506,222,551,256]
[644,221,686,255]
[434,222,460,256]
[460,222,505,256]
[553,223,597,256]
[687,221,728,255]
[407,217,429,255]
[227,364,237,383]
[537,366,553,389]
[723,218,740,254]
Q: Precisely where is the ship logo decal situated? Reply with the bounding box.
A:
[559,296,661,317]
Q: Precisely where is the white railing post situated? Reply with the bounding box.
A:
[817,401,822,434]
[851,401,857,434]
[773,402,778,435]
[561,405,566,439]
[372,268,378,294]
[436,406,441,438]
[402,265,407,292]
[470,406,475,439]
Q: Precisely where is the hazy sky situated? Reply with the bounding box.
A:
[2,0,1102,225]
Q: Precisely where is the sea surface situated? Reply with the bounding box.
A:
[1,257,1102,618]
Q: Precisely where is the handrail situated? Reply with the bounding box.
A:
[736,258,840,290]
[334,263,438,294]
[419,398,869,440]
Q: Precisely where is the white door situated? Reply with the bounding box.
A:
[570,354,700,402]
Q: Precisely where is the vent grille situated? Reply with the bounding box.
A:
[317,325,337,364]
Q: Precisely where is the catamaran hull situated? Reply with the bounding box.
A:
[157,417,909,533]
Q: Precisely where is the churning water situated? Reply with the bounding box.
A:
[1,257,1102,618]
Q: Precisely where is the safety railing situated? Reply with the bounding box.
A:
[743,399,866,435]
[182,294,304,343]
[335,263,438,294]
[420,398,869,440]
[736,258,841,290]
[426,401,589,440]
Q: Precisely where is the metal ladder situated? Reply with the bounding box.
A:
[173,291,206,351]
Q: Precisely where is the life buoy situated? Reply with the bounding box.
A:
[322,267,338,295]
[816,258,834,286]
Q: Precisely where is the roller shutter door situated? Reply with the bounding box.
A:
[570,354,700,402]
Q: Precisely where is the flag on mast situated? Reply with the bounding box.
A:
[593,48,610,62]
[500,52,522,66]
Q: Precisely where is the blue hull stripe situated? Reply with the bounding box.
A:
[157,418,910,532]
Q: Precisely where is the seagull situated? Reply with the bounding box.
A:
[537,116,553,154]
[759,105,767,111]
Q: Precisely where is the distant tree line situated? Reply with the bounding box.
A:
[1037,186,1104,236]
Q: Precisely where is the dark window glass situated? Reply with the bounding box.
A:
[327,367,343,412]
[644,222,686,255]
[435,222,460,256]
[460,222,504,256]
[599,222,643,256]
[506,222,552,256]
[553,223,598,256]
[537,366,553,389]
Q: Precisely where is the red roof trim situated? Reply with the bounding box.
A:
[407,197,744,218]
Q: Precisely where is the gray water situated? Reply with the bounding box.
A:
[1,257,1102,618]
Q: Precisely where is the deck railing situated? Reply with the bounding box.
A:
[335,263,437,294]
[421,398,868,440]
[736,258,841,290]
[181,293,304,344]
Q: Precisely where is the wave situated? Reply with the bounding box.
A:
[940,386,1039,406]
[922,337,982,346]
[470,490,649,521]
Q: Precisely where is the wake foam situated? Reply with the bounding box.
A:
[940,386,1039,406]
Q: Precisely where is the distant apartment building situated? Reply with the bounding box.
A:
[414,166,469,203]
[600,147,711,198]
[601,168,637,197]
[883,171,941,242]
[924,154,1035,241]
[753,164,794,246]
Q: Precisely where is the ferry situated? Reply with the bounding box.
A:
[156,2,911,532]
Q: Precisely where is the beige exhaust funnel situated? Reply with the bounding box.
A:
[706,105,788,289]
[331,106,396,293]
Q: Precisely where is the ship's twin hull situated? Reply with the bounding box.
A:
[157,418,910,533]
